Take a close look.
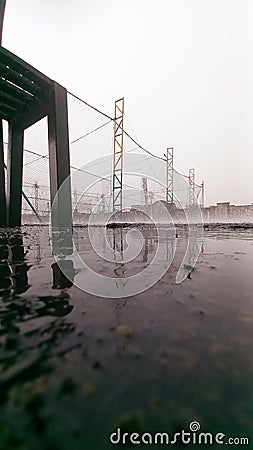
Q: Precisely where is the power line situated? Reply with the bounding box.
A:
[123,129,166,162]
[67,90,201,185]
[3,90,203,186]
[24,155,47,166]
[67,90,113,121]
[70,119,112,145]
[3,141,111,183]
[67,90,167,163]
[21,146,202,195]
[3,142,49,160]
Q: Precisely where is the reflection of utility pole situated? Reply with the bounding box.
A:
[142,229,149,263]
[165,147,174,205]
[189,168,195,206]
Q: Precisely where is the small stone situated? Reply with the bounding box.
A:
[116,324,135,338]
[173,298,183,305]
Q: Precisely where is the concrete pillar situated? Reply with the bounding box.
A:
[0,121,7,226]
[48,82,72,252]
[7,124,24,227]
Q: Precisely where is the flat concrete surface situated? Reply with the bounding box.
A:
[0,225,252,449]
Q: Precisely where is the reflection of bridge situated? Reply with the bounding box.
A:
[0,2,72,231]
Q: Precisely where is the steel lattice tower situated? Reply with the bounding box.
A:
[166,147,174,205]
[112,98,124,212]
[189,168,195,206]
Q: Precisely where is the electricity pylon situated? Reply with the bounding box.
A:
[112,97,124,213]
[165,147,174,205]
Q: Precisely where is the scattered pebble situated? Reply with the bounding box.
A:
[116,325,135,338]
[173,298,184,305]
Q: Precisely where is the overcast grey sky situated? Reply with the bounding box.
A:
[2,0,253,206]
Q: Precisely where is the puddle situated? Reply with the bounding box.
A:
[0,225,253,449]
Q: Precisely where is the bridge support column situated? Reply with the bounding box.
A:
[0,121,7,227]
[48,82,72,252]
[7,124,24,227]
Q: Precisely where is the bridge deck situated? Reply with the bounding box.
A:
[0,46,72,233]
[0,46,53,128]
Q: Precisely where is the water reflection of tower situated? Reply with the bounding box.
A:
[142,228,149,263]
[149,226,154,252]
[112,228,123,261]
[166,229,176,263]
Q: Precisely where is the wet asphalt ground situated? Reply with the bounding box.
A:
[0,224,252,449]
